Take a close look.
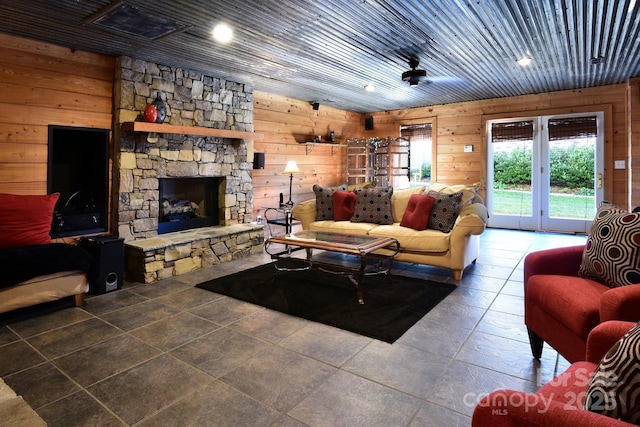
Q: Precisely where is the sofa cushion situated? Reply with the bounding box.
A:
[578,202,640,287]
[391,186,426,222]
[332,190,357,221]
[400,193,436,231]
[429,182,480,206]
[584,321,640,423]
[0,193,59,250]
[313,184,347,220]
[427,191,463,233]
[351,187,394,225]
[347,181,375,191]
[368,224,450,252]
[309,220,378,235]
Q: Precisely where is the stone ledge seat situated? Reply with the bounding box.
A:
[124,224,264,283]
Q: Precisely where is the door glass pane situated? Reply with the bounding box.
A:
[547,116,596,220]
[491,121,533,216]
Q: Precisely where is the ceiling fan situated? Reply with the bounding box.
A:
[401,58,428,86]
[401,57,467,87]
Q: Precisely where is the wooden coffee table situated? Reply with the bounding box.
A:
[265,230,400,304]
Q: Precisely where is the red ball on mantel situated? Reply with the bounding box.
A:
[143,104,158,123]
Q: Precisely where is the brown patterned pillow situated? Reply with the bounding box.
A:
[351,187,393,225]
[584,321,640,423]
[313,184,347,220]
[578,202,640,287]
[427,191,463,233]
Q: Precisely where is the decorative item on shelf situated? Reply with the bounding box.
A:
[152,93,167,124]
[330,130,336,143]
[282,160,300,206]
[143,104,158,123]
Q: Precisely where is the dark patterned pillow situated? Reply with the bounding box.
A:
[578,202,640,287]
[427,191,463,233]
[351,187,393,225]
[584,321,640,423]
[313,184,347,220]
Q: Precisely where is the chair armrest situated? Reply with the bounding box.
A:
[291,199,316,230]
[472,389,634,427]
[586,320,637,363]
[600,285,640,322]
[524,245,585,285]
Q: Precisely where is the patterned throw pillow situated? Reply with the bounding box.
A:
[584,321,640,423]
[578,202,640,287]
[313,184,347,220]
[427,191,463,233]
[351,187,393,225]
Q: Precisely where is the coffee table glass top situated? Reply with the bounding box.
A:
[282,230,383,246]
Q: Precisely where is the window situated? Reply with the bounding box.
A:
[401,123,432,186]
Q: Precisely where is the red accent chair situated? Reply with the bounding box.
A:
[524,245,640,363]
[472,320,637,427]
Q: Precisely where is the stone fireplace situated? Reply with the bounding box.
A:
[158,176,220,234]
[113,56,264,283]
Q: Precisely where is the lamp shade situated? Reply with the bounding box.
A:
[282,160,300,174]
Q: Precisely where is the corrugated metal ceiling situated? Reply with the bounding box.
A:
[0,0,638,113]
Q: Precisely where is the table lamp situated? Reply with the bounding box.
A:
[282,160,300,206]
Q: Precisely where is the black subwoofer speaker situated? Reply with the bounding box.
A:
[79,234,124,294]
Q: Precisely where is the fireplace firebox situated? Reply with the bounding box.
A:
[158,177,220,234]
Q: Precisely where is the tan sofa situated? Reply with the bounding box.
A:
[292,183,489,280]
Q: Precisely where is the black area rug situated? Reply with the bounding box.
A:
[196,263,456,343]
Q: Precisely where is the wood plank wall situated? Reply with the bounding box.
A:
[363,84,632,209]
[0,33,115,203]
[252,92,363,217]
[630,78,640,208]
[0,32,636,227]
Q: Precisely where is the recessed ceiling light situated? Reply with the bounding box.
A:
[364,84,375,92]
[212,23,233,43]
[517,56,532,66]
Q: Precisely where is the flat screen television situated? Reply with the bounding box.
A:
[47,125,110,238]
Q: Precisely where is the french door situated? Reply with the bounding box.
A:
[486,112,604,233]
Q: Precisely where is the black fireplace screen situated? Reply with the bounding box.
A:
[158,177,219,234]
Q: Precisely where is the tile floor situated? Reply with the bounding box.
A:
[0,228,587,426]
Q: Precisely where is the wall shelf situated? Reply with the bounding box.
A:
[121,122,263,140]
[302,142,347,155]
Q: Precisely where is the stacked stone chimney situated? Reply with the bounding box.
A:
[113,57,255,241]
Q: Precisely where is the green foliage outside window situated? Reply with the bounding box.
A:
[493,146,594,194]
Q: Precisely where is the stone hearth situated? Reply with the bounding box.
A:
[125,224,264,283]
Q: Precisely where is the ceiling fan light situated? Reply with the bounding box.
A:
[402,69,427,85]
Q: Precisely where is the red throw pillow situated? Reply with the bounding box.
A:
[0,193,59,249]
[332,190,357,221]
[400,193,436,231]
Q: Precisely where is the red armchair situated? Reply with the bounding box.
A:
[524,245,640,363]
[472,320,637,427]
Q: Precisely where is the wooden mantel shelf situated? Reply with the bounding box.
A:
[121,122,263,140]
